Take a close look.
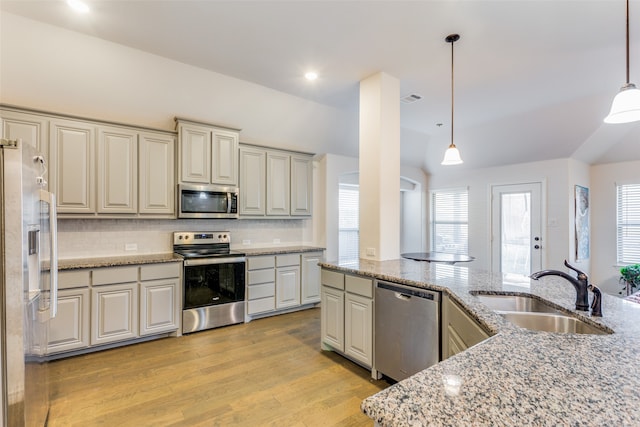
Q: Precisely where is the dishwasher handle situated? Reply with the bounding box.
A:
[377,281,440,302]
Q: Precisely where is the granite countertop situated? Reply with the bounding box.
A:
[319,259,640,426]
[58,253,183,270]
[239,245,325,256]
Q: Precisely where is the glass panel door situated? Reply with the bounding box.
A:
[491,183,542,275]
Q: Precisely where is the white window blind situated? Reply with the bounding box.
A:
[339,184,359,263]
[617,183,640,264]
[431,188,469,255]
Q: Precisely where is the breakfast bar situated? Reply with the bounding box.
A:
[319,258,640,426]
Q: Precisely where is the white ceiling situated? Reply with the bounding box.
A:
[2,0,640,173]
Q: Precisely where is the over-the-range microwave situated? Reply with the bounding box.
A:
[178,184,239,219]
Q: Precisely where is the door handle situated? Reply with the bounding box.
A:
[534,244,541,250]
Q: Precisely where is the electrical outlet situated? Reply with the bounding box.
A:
[242,240,251,245]
[273,238,281,244]
[125,243,137,251]
[366,247,375,256]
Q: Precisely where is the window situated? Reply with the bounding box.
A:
[338,184,359,263]
[617,183,640,264]
[431,188,468,255]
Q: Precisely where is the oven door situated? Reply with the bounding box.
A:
[183,257,246,309]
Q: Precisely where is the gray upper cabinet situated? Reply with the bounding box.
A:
[97,126,138,214]
[49,118,96,214]
[290,155,312,216]
[0,109,49,169]
[176,119,239,187]
[266,151,290,216]
[239,145,266,216]
[239,143,313,219]
[138,132,175,216]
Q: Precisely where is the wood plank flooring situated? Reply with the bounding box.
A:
[47,308,390,426]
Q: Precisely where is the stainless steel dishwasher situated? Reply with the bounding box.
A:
[375,280,440,382]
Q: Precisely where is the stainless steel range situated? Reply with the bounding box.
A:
[174,231,246,334]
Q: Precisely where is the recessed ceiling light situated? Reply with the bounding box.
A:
[304,72,318,81]
[67,0,90,14]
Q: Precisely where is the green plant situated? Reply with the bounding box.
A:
[620,264,640,296]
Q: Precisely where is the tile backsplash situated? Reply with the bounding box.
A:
[57,218,314,259]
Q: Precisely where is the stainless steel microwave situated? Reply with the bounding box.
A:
[178,184,239,219]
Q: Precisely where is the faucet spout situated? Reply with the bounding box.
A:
[530,260,590,311]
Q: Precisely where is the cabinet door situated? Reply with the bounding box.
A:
[239,146,266,215]
[91,282,138,345]
[48,288,90,354]
[139,278,179,335]
[139,132,175,216]
[49,118,95,213]
[321,286,344,352]
[97,126,138,214]
[345,292,373,367]
[266,151,290,216]
[275,266,300,309]
[441,295,490,360]
[290,155,312,216]
[211,129,238,186]
[301,252,322,304]
[179,123,211,183]
[1,110,49,181]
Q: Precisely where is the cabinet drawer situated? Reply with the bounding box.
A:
[248,282,275,300]
[247,256,275,270]
[93,266,138,286]
[248,269,275,285]
[247,297,275,315]
[346,275,373,298]
[321,269,344,290]
[58,269,91,290]
[140,262,181,281]
[276,253,300,267]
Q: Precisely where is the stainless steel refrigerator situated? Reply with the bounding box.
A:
[1,138,58,426]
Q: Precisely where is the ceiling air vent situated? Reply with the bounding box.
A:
[401,94,423,104]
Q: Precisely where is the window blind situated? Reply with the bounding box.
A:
[339,184,359,263]
[617,183,640,264]
[431,188,469,255]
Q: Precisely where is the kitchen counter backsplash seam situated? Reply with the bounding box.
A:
[58,245,325,270]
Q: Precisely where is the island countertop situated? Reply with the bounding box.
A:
[319,258,640,426]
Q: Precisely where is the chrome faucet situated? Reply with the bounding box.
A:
[530,260,590,312]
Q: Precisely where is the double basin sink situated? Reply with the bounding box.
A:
[471,293,611,335]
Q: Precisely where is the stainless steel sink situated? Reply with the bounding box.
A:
[499,312,611,335]
[473,293,562,313]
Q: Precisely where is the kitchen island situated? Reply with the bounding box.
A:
[319,258,640,426]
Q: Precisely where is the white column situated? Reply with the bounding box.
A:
[359,72,401,261]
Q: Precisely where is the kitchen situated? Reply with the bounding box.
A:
[2,1,640,426]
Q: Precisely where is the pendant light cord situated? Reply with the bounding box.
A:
[626,0,630,84]
[451,38,455,147]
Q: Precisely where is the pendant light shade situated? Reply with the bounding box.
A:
[604,83,640,123]
[441,34,463,165]
[442,143,463,165]
[604,0,640,124]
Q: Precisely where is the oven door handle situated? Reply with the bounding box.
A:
[183,256,246,267]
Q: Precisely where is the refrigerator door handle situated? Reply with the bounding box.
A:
[40,189,58,318]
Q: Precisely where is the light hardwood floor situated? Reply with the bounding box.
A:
[47,308,390,426]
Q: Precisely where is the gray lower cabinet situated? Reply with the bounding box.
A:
[139,263,181,335]
[246,252,322,320]
[48,270,91,354]
[320,268,374,370]
[48,262,181,356]
[441,294,490,360]
[90,266,139,346]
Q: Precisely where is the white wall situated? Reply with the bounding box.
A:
[429,158,573,272]
[0,13,353,160]
[591,160,640,295]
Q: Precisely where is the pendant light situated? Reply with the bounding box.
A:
[441,34,463,165]
[604,0,640,124]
